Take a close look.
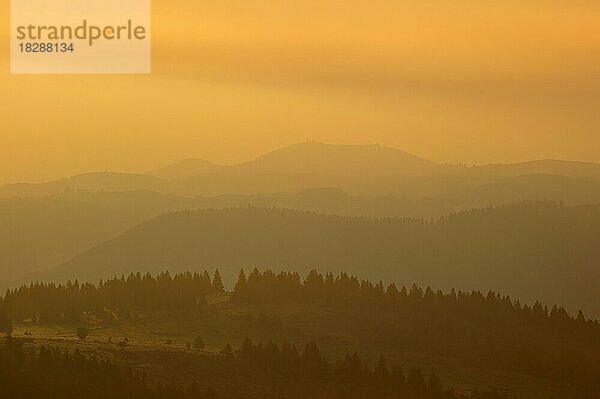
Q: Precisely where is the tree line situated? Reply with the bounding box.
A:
[0,336,508,399]
[0,338,218,399]
[234,336,509,399]
[0,270,225,323]
[1,269,599,397]
[232,269,600,395]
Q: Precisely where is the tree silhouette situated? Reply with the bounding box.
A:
[193,336,205,350]
[234,269,246,291]
[212,269,225,292]
[220,343,233,357]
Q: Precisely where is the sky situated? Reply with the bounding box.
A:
[1,0,599,183]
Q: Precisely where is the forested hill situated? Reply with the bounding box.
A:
[41,202,600,316]
[0,337,507,399]
[1,270,598,397]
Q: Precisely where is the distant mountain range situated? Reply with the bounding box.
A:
[149,142,443,179]
[32,203,600,317]
[2,142,600,316]
[2,176,599,286]
[2,142,599,198]
[149,142,600,180]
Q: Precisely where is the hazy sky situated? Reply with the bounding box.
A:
[1,0,599,183]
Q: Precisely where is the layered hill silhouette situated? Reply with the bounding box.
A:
[3,142,600,302]
[149,142,442,179]
[0,198,145,282]
[0,172,164,198]
[477,159,600,179]
[5,180,600,285]
[40,203,600,316]
[148,143,600,180]
[40,176,600,217]
[149,158,225,179]
[2,142,600,198]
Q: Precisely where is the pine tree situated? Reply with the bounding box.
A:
[427,372,442,397]
[374,354,390,379]
[220,343,233,357]
[301,341,328,380]
[193,336,205,350]
[212,269,225,292]
[407,367,426,397]
[234,269,247,291]
[202,270,212,290]
[391,364,406,395]
[233,269,247,301]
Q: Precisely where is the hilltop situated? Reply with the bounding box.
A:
[3,143,599,198]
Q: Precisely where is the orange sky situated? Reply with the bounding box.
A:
[1,0,599,183]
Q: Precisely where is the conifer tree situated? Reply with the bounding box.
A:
[301,341,328,380]
[220,343,233,357]
[233,269,247,299]
[407,367,427,396]
[212,269,225,292]
[374,354,390,379]
[234,269,247,291]
[193,336,205,350]
[427,372,442,397]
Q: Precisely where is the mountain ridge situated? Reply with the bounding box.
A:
[147,142,600,181]
[2,143,600,198]
[35,203,600,317]
[147,142,443,179]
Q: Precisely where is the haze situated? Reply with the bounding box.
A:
[1,0,599,183]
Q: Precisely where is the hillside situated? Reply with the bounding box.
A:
[40,188,458,219]
[149,143,600,181]
[6,181,600,285]
[68,174,600,212]
[477,160,600,180]
[43,203,600,316]
[4,270,595,398]
[465,174,600,205]
[0,172,165,198]
[0,199,145,281]
[149,159,225,179]
[222,142,442,176]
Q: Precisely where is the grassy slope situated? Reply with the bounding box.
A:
[11,294,570,399]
